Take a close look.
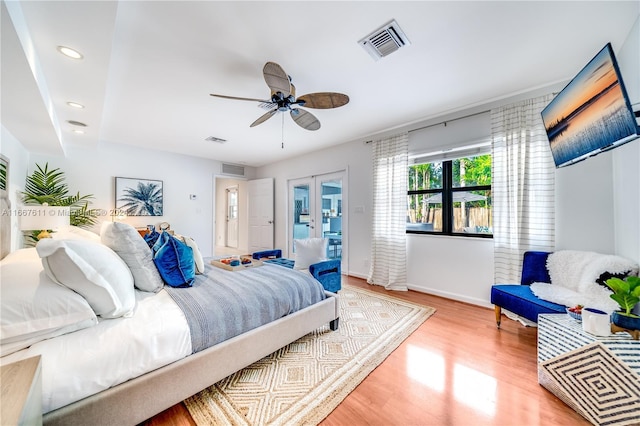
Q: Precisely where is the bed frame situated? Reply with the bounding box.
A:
[43,290,339,425]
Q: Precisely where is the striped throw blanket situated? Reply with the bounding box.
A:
[165,263,326,353]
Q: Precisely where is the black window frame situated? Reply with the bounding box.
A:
[407,160,492,238]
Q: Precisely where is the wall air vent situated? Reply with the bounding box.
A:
[205,136,227,143]
[358,19,410,61]
[221,163,245,177]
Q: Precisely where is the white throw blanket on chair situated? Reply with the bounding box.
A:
[530,250,638,313]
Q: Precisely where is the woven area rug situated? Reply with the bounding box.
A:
[184,284,435,425]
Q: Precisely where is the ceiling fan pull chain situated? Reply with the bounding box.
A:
[281,113,285,149]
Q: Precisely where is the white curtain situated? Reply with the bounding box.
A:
[368,133,409,291]
[492,94,556,283]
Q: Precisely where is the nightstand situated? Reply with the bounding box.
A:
[1,355,42,425]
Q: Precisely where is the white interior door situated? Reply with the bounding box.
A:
[248,178,274,253]
[225,186,238,248]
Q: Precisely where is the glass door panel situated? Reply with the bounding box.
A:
[318,177,342,260]
[288,171,346,267]
[289,179,315,255]
[226,187,239,248]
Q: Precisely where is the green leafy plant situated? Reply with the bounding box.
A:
[605,276,640,317]
[22,163,95,228]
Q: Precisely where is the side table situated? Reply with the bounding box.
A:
[1,355,42,425]
[537,314,640,425]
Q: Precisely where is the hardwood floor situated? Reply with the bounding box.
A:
[143,276,589,426]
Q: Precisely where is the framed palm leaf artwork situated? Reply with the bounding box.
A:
[115,177,163,216]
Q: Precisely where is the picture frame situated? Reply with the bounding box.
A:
[0,154,8,193]
[115,177,163,216]
[1,154,11,259]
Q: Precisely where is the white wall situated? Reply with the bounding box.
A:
[26,142,255,256]
[555,152,615,253]
[613,15,640,264]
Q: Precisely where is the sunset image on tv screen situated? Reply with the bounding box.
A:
[541,44,638,167]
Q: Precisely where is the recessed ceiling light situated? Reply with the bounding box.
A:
[67,120,87,127]
[67,101,85,109]
[72,129,85,134]
[57,45,83,59]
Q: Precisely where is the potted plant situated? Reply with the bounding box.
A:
[605,275,640,332]
[21,163,95,244]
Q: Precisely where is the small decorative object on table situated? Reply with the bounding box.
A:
[210,256,262,271]
[566,305,583,322]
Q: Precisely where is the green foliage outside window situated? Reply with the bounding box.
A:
[408,154,492,235]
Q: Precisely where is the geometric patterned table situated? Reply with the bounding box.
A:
[537,314,640,425]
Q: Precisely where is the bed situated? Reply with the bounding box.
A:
[0,223,339,425]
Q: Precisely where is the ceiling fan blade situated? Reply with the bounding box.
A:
[263,62,291,97]
[290,108,320,131]
[250,109,277,127]
[296,92,349,109]
[210,93,270,103]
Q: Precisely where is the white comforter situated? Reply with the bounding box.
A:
[0,289,191,414]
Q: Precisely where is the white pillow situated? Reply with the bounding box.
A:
[175,234,205,274]
[100,222,164,292]
[51,225,101,242]
[36,239,136,319]
[294,238,328,270]
[0,248,98,356]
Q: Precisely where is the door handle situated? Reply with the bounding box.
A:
[268,220,274,224]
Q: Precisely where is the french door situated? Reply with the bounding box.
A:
[288,171,346,266]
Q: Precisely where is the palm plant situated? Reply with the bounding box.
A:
[117,181,163,216]
[22,163,95,228]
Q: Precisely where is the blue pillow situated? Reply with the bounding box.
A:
[144,230,160,248]
[152,232,195,287]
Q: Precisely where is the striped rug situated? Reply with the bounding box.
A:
[184,284,435,425]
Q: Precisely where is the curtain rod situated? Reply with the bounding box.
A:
[365,91,562,144]
[364,109,490,144]
[408,109,490,133]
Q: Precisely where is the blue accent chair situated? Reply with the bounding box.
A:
[252,249,341,293]
[490,251,565,328]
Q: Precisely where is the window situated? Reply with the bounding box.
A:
[407,154,492,236]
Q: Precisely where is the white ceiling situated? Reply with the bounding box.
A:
[2,1,639,167]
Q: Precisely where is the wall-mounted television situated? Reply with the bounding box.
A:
[541,43,639,168]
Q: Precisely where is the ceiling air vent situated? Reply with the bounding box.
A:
[358,19,410,61]
[221,163,245,177]
[205,136,227,143]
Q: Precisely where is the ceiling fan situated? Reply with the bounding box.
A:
[210,62,349,131]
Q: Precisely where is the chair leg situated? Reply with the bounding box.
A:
[494,305,502,329]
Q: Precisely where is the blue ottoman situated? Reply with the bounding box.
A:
[253,249,341,293]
